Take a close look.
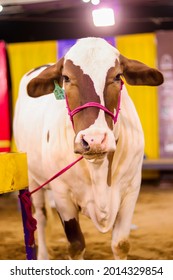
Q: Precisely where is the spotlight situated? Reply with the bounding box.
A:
[92,8,115,27]
[0,5,3,12]
[91,0,100,5]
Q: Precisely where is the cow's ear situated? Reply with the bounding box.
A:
[119,54,163,86]
[27,57,64,97]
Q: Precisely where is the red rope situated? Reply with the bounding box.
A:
[19,190,37,246]
[19,155,83,246]
[30,155,83,195]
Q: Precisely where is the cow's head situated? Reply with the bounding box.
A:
[27,37,163,161]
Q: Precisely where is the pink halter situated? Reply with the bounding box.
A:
[65,80,124,128]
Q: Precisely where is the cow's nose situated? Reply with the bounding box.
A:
[81,133,107,152]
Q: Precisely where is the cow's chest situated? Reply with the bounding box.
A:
[58,167,120,233]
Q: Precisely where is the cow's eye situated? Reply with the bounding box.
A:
[62,75,70,83]
[114,74,122,81]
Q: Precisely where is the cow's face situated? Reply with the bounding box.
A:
[62,40,123,159]
[27,37,163,160]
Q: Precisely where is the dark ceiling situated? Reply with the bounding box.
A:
[0,0,173,43]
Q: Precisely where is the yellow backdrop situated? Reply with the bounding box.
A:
[7,40,57,151]
[117,33,159,158]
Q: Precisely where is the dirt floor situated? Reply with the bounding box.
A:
[0,182,173,260]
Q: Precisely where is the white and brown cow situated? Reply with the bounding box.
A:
[13,37,163,260]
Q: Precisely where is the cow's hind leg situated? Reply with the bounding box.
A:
[31,186,48,259]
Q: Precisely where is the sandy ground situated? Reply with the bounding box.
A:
[0,183,173,260]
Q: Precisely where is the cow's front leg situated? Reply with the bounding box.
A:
[63,217,85,260]
[54,190,85,260]
[111,189,139,260]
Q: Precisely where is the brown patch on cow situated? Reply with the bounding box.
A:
[63,59,101,133]
[47,131,50,142]
[104,62,123,129]
[113,239,130,260]
[64,218,85,259]
[107,152,114,186]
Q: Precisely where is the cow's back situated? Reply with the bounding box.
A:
[13,67,72,182]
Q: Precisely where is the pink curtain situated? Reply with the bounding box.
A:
[0,41,10,152]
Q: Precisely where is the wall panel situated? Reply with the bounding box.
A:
[8,40,57,151]
[117,33,159,158]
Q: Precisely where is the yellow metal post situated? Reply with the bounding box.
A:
[0,152,28,194]
[0,152,36,260]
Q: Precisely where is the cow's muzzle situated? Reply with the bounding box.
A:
[74,130,116,158]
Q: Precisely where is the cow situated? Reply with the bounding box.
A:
[13,37,163,260]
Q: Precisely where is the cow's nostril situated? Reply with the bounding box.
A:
[81,138,90,151]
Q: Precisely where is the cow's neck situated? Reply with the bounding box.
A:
[86,154,114,231]
[84,120,120,232]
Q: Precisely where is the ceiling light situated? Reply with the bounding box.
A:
[0,5,3,12]
[92,8,115,27]
[91,0,100,5]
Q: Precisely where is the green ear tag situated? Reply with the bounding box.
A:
[53,80,65,100]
